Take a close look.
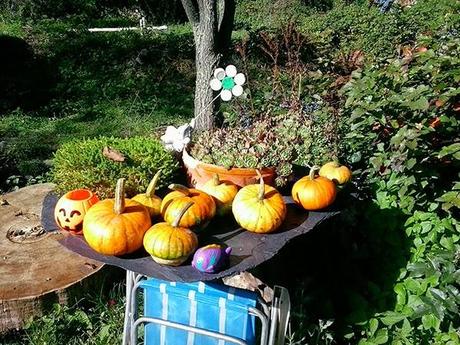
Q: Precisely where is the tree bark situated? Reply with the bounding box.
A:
[181,0,235,131]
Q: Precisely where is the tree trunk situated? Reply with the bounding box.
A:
[193,14,219,131]
[181,0,236,131]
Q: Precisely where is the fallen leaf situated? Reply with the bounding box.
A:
[429,117,441,128]
[102,146,125,162]
[435,99,445,108]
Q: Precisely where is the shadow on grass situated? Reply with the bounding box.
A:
[0,35,57,113]
[44,27,196,119]
[255,193,410,339]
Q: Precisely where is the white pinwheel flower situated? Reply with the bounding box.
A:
[210,65,246,101]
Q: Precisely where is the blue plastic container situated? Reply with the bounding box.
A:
[141,278,258,345]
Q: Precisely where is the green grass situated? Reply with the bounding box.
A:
[0,19,195,190]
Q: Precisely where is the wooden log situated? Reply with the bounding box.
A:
[0,184,105,334]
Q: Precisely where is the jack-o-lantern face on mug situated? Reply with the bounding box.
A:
[54,189,99,235]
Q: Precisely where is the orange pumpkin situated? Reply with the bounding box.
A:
[232,171,286,233]
[319,161,352,185]
[199,174,239,216]
[292,167,337,210]
[161,184,216,230]
[83,178,151,256]
[54,189,99,235]
[132,170,162,219]
[143,201,198,266]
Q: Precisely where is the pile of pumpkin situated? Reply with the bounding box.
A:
[54,162,351,271]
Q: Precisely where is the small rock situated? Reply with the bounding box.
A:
[223,271,274,303]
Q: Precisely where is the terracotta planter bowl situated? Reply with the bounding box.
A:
[182,149,276,189]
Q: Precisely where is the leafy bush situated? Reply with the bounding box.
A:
[300,0,460,58]
[340,28,460,344]
[236,0,459,59]
[51,136,180,198]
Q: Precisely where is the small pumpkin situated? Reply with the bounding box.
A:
[83,178,151,256]
[292,167,336,210]
[161,184,216,230]
[132,170,162,218]
[199,174,239,216]
[54,189,99,235]
[143,201,198,266]
[319,161,352,185]
[232,171,286,233]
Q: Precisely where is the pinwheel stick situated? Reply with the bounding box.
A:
[192,93,221,128]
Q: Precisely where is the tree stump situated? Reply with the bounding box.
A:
[0,184,104,333]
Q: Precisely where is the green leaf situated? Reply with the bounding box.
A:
[369,318,379,337]
[373,328,389,345]
[406,158,417,169]
[438,143,460,159]
[98,324,111,340]
[394,283,406,307]
[440,236,454,250]
[381,311,406,326]
[430,288,447,302]
[401,318,412,336]
[405,278,422,294]
[422,314,440,330]
[408,97,429,110]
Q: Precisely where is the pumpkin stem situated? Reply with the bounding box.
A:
[309,166,320,180]
[168,184,190,196]
[172,201,194,227]
[114,178,126,215]
[212,173,220,186]
[146,170,161,197]
[256,170,265,201]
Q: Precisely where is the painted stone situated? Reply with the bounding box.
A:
[191,244,232,273]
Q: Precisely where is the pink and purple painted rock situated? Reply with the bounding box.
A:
[192,244,232,273]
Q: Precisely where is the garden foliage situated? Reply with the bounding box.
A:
[236,0,460,58]
[51,136,180,198]
[340,28,460,344]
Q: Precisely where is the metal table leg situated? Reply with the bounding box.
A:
[122,270,134,345]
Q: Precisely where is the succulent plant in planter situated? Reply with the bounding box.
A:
[189,110,337,187]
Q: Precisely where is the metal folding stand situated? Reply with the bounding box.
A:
[122,270,290,345]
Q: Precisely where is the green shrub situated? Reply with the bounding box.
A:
[340,28,460,344]
[51,136,180,198]
[310,0,460,57]
[235,0,459,59]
